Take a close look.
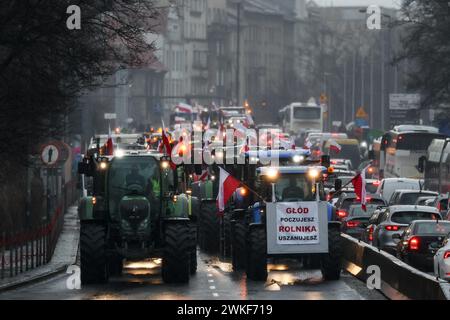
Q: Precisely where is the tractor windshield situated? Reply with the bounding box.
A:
[107,156,160,216]
[260,173,316,202]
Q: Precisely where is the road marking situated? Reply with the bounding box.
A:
[209,286,216,290]
[212,293,219,297]
[208,279,214,283]
[207,273,213,277]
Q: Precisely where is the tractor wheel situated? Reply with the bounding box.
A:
[303,254,321,269]
[162,223,191,283]
[232,220,247,271]
[321,226,342,280]
[199,202,220,254]
[80,223,109,284]
[246,226,267,281]
[189,222,198,275]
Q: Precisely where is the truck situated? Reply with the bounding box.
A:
[77,149,198,284]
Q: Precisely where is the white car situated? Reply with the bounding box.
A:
[434,234,450,281]
[376,178,424,203]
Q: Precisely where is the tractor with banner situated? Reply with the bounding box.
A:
[77,148,199,284]
[221,155,343,281]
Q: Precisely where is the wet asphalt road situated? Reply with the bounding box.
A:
[0,250,385,300]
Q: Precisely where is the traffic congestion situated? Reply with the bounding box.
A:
[1,0,450,306]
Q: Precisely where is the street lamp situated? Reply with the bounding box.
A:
[438,138,450,194]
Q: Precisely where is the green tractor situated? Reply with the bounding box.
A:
[77,151,198,284]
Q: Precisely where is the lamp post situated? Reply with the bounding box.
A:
[438,138,450,194]
[231,0,244,106]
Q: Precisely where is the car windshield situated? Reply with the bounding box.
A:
[366,183,378,194]
[349,205,378,217]
[399,192,434,205]
[415,222,450,235]
[391,211,439,224]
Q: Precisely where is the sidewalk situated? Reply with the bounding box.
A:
[0,205,80,291]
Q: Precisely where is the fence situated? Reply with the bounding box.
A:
[0,177,77,280]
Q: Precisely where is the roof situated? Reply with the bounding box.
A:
[389,205,440,214]
[381,178,422,183]
[257,166,327,175]
[392,189,437,195]
[392,125,439,134]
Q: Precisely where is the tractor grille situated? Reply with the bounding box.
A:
[120,199,150,230]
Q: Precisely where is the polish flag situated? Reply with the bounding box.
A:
[161,129,176,170]
[351,165,370,211]
[194,169,209,182]
[105,137,114,155]
[216,167,241,214]
[176,102,193,113]
[329,139,342,153]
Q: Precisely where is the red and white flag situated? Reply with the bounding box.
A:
[216,167,240,213]
[351,165,370,211]
[304,140,313,149]
[329,139,342,153]
[176,102,193,113]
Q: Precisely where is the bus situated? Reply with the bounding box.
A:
[421,138,450,193]
[379,125,446,179]
[278,99,323,137]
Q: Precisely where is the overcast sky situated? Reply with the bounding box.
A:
[314,0,401,9]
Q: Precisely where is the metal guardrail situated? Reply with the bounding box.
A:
[341,233,449,300]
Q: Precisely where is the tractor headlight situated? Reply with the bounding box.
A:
[308,168,320,180]
[99,162,108,170]
[293,155,304,163]
[161,160,170,169]
[266,168,279,180]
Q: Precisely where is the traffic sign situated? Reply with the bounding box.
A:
[104,113,117,120]
[41,144,60,166]
[356,107,368,119]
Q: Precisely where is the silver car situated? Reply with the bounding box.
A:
[372,205,441,254]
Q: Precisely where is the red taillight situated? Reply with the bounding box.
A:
[437,202,441,211]
[372,180,381,186]
[346,221,361,228]
[337,210,348,218]
[444,251,450,259]
[385,225,400,231]
[409,237,420,251]
[368,226,374,241]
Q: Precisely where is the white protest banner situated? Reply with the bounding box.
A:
[276,202,319,245]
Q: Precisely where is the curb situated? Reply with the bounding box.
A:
[0,265,68,292]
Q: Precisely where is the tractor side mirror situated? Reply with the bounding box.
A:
[321,155,331,168]
[78,161,94,177]
[334,179,342,192]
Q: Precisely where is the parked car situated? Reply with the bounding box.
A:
[395,220,450,271]
[434,232,450,281]
[372,205,441,254]
[388,190,438,206]
[341,204,380,239]
[334,192,387,220]
[376,178,423,202]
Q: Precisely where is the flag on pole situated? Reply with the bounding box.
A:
[216,167,240,213]
[305,140,313,149]
[351,164,370,211]
[329,139,342,153]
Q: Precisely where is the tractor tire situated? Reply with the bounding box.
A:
[303,254,321,269]
[199,202,220,254]
[321,226,342,281]
[162,223,191,284]
[189,222,198,275]
[246,226,267,281]
[80,223,108,284]
[232,220,247,271]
